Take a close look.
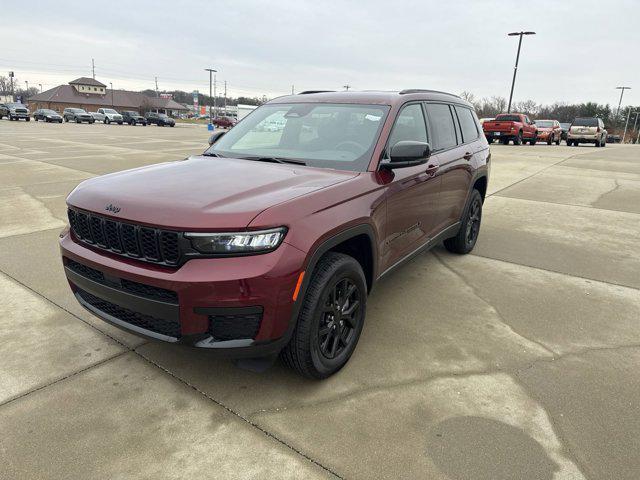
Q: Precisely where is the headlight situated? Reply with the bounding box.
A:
[185,227,286,254]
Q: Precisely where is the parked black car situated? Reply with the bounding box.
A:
[122,110,147,126]
[145,112,175,127]
[0,102,30,121]
[33,109,63,123]
[63,108,94,124]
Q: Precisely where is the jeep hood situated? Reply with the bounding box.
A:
[67,156,357,230]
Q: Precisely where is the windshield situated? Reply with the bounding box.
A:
[536,120,553,128]
[495,114,521,122]
[43,109,57,114]
[103,109,118,114]
[158,114,169,118]
[205,103,389,172]
[72,109,86,113]
[573,118,598,127]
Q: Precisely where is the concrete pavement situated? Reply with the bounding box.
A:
[1,120,639,479]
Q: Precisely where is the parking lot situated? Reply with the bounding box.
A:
[1,120,639,479]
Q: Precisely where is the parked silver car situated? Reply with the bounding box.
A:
[89,112,106,123]
[567,117,607,147]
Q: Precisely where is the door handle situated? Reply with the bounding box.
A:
[425,162,439,175]
[463,152,473,161]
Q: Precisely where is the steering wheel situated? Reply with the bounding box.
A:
[335,140,366,154]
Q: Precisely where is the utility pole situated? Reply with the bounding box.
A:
[92,58,95,79]
[9,71,14,100]
[343,84,350,91]
[615,86,631,120]
[224,80,227,116]
[632,111,640,141]
[155,77,159,98]
[109,82,114,107]
[291,85,294,95]
[205,68,217,125]
[506,31,536,113]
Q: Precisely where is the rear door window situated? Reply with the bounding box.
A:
[455,106,479,143]
[425,103,457,150]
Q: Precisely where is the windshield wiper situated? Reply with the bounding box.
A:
[240,156,306,165]
[202,152,224,157]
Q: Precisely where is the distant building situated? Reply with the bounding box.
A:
[27,77,188,116]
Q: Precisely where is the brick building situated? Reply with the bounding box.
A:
[27,77,187,116]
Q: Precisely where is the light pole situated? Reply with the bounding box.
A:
[615,86,631,120]
[38,83,42,93]
[507,31,536,113]
[25,80,29,91]
[622,106,632,143]
[109,82,114,107]
[205,68,217,125]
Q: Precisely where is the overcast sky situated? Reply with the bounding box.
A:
[1,0,638,106]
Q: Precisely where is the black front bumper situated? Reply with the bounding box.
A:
[64,261,286,358]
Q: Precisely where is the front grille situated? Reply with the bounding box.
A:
[68,208,181,266]
[66,258,178,304]
[208,310,262,341]
[77,288,181,337]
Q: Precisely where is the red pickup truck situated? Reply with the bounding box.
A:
[483,113,537,145]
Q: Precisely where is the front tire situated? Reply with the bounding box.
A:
[513,131,523,145]
[444,189,483,254]
[281,252,366,379]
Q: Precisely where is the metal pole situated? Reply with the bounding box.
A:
[92,58,95,79]
[615,86,630,120]
[213,73,217,118]
[507,34,523,113]
[224,80,227,116]
[39,84,42,93]
[110,82,113,107]
[204,68,217,124]
[622,106,631,143]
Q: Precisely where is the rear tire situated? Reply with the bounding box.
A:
[513,131,523,145]
[444,189,483,254]
[281,252,366,379]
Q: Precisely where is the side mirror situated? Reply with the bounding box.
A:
[208,130,226,145]
[382,141,431,169]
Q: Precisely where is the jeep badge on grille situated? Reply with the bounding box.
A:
[105,203,121,214]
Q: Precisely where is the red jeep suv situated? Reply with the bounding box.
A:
[60,90,490,378]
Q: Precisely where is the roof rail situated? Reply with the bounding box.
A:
[298,90,336,94]
[399,89,461,98]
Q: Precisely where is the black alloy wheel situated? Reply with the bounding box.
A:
[318,278,361,360]
[444,189,483,254]
[464,195,482,249]
[281,252,367,379]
